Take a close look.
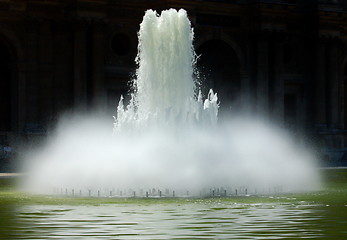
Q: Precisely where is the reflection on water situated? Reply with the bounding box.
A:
[2,199,346,239]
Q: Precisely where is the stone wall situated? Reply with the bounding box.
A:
[0,0,347,163]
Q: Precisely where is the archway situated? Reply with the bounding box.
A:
[196,39,240,115]
[0,38,15,131]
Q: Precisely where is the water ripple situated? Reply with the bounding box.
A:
[1,201,340,239]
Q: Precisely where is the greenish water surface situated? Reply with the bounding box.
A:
[0,169,347,239]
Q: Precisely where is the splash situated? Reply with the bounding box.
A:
[23,9,320,197]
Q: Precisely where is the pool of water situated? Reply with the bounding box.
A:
[1,168,347,239]
[1,197,347,239]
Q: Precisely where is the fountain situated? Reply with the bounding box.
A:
[23,9,320,197]
[115,9,218,132]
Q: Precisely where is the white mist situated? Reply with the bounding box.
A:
[22,9,320,196]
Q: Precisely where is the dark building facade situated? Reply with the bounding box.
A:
[1,0,347,165]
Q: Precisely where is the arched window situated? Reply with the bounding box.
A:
[196,39,240,115]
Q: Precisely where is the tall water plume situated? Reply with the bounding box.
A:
[115,9,218,131]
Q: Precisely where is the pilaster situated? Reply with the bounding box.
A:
[315,40,327,128]
[91,22,106,108]
[256,36,269,115]
[272,41,283,122]
[329,40,339,128]
[73,22,88,111]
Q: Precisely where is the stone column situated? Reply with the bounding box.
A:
[329,40,339,129]
[73,22,87,111]
[343,72,347,148]
[256,36,269,115]
[17,60,26,132]
[343,69,347,129]
[91,22,106,108]
[315,40,327,128]
[26,21,39,123]
[239,69,251,113]
[337,44,345,130]
[272,41,284,122]
[53,29,74,114]
[38,21,53,123]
